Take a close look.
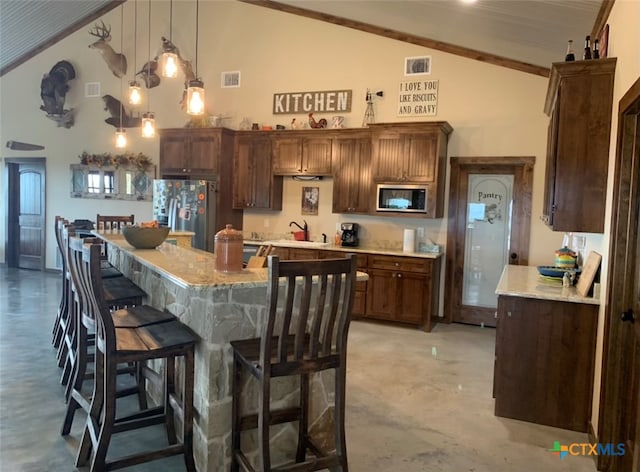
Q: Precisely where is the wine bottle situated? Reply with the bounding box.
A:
[593,38,600,59]
[565,40,575,62]
[583,35,592,60]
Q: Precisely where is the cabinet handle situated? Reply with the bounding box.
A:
[397,273,402,278]
[494,311,498,319]
[507,311,512,318]
[395,262,400,267]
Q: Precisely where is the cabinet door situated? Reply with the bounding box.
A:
[332,137,372,213]
[396,271,429,324]
[251,138,280,210]
[233,139,254,208]
[365,269,398,320]
[494,295,598,432]
[189,132,219,173]
[404,133,437,182]
[272,137,303,174]
[160,133,189,173]
[302,137,332,174]
[371,133,405,181]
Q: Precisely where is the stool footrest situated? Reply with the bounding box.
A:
[239,406,301,430]
[105,443,186,471]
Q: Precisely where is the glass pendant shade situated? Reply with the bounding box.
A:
[141,112,156,138]
[128,81,142,105]
[187,79,205,115]
[115,128,127,148]
[161,52,179,78]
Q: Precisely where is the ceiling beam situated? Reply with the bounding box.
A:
[239,0,551,78]
[0,0,126,77]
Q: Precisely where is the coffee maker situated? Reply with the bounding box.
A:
[341,223,359,247]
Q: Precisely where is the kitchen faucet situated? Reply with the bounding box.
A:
[289,220,308,241]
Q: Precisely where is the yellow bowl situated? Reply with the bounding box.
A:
[121,226,170,249]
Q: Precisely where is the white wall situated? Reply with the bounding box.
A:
[0,0,560,272]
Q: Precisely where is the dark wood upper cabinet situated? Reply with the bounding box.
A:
[369,121,452,218]
[159,128,232,177]
[331,131,371,214]
[233,132,282,210]
[542,58,616,233]
[272,133,332,175]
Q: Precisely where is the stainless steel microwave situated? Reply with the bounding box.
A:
[376,184,428,213]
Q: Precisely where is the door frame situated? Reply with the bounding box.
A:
[445,156,534,324]
[596,76,640,472]
[5,157,46,270]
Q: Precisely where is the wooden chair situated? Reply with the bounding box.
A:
[75,241,197,472]
[61,235,176,437]
[96,213,134,231]
[230,254,358,472]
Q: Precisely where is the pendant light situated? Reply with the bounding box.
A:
[161,0,178,78]
[142,0,156,138]
[128,0,142,105]
[187,0,205,115]
[115,5,127,148]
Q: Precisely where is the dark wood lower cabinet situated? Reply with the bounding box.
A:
[494,295,598,432]
[268,247,439,326]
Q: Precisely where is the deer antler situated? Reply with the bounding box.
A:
[88,20,111,41]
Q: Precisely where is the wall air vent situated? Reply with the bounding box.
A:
[85,82,101,97]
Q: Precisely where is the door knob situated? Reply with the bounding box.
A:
[621,309,635,323]
[510,253,518,260]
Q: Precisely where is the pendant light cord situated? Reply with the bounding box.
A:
[147,0,151,108]
[119,4,124,130]
[195,0,199,78]
[133,0,137,73]
[169,0,173,41]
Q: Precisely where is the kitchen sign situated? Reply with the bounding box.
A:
[397,80,439,117]
[273,89,352,114]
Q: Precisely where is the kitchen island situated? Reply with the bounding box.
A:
[96,230,366,471]
[494,265,600,432]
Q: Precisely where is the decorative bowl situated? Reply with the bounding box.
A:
[537,265,581,278]
[121,226,170,249]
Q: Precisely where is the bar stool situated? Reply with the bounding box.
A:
[75,241,197,472]
[230,254,357,472]
[52,216,71,349]
[57,226,147,388]
[61,235,176,436]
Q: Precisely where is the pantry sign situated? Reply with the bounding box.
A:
[397,79,439,117]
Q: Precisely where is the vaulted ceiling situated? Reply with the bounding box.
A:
[0,0,608,78]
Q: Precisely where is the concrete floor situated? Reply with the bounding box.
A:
[0,266,596,471]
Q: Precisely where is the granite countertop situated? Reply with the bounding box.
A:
[495,265,600,305]
[95,230,367,289]
[243,240,443,259]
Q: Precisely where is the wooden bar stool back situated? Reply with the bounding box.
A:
[231,254,358,472]
[75,241,197,472]
[96,213,134,231]
[52,216,70,349]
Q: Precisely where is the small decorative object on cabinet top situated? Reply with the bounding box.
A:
[308,112,327,128]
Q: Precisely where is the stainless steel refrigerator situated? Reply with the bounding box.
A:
[152,179,217,251]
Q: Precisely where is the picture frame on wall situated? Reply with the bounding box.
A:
[404,56,431,76]
[597,24,609,58]
[301,186,319,215]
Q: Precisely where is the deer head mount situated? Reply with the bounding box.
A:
[89,21,127,78]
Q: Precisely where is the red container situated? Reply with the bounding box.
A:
[293,231,306,241]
